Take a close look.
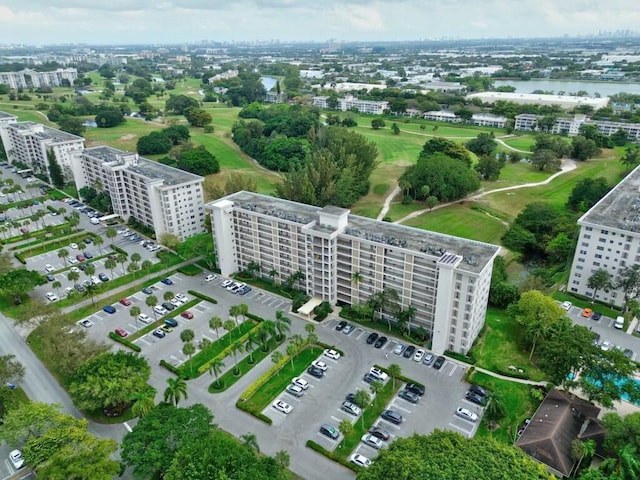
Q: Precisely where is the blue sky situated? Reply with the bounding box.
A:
[0,0,638,44]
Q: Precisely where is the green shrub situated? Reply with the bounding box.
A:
[187,290,218,304]
[305,441,358,472]
[178,264,202,276]
[108,332,141,352]
[13,252,26,265]
[159,359,181,375]
[445,350,477,365]
[236,401,272,425]
[109,244,128,257]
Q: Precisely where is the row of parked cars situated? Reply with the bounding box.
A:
[392,343,446,370]
[220,279,252,295]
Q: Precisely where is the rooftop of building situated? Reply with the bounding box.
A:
[210,191,499,274]
[467,91,610,106]
[83,145,203,186]
[0,111,17,119]
[580,164,640,232]
[9,121,83,143]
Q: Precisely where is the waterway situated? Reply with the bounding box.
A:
[493,79,640,97]
[260,76,278,91]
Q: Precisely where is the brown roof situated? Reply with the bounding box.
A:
[516,389,603,478]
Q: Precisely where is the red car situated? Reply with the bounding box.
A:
[76,254,86,262]
[119,298,132,306]
[181,311,194,319]
[115,328,128,338]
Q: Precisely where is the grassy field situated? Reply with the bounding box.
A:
[403,204,509,245]
[500,136,535,152]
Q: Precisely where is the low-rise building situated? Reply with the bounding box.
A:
[467,91,610,110]
[207,191,500,355]
[514,113,640,142]
[470,113,507,128]
[73,146,205,241]
[423,111,460,123]
[0,68,78,89]
[312,95,389,115]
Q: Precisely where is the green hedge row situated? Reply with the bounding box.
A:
[108,332,142,352]
[305,441,358,473]
[445,350,477,365]
[187,289,218,304]
[159,359,181,376]
[109,244,128,257]
[178,264,203,276]
[236,401,272,425]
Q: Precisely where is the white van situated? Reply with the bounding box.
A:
[614,316,625,330]
[90,217,100,225]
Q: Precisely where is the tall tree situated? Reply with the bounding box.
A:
[587,269,613,304]
[616,264,640,312]
[163,377,188,407]
[46,149,65,188]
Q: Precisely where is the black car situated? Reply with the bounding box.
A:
[45,274,55,282]
[307,366,324,378]
[346,393,356,403]
[469,384,488,397]
[368,426,391,441]
[366,332,379,344]
[335,320,347,331]
[374,336,388,349]
[381,409,403,425]
[83,252,93,259]
[363,373,378,384]
[83,238,92,244]
[433,356,446,369]
[403,345,416,358]
[74,283,85,292]
[591,311,602,321]
[78,264,87,271]
[162,302,176,311]
[98,273,109,282]
[465,391,486,406]
[398,389,419,404]
[405,383,425,396]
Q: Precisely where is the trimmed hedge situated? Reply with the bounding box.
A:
[13,252,26,265]
[236,401,272,425]
[178,264,203,276]
[306,441,358,472]
[187,289,218,304]
[108,332,141,352]
[159,359,181,376]
[445,350,477,365]
[109,244,128,257]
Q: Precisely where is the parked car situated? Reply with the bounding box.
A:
[152,329,166,339]
[142,287,153,295]
[561,301,572,311]
[405,383,425,396]
[368,426,390,441]
[181,311,194,319]
[366,332,379,344]
[204,274,216,282]
[403,345,416,358]
[78,319,93,328]
[413,349,425,362]
[272,399,293,414]
[164,318,178,328]
[342,324,355,334]
[220,279,233,288]
[67,256,78,264]
[154,306,168,316]
[311,360,328,371]
[423,353,434,366]
[307,365,324,378]
[342,401,362,416]
[381,409,403,425]
[361,433,383,449]
[74,283,85,292]
[582,308,593,318]
[456,407,478,422]
[363,373,379,384]
[83,252,93,259]
[591,311,602,321]
[138,314,151,324]
[323,349,341,360]
[76,254,86,262]
[9,449,24,470]
[398,389,419,404]
[286,384,304,397]
[374,336,388,349]
[350,453,372,468]
[369,367,388,381]
[335,320,347,331]
[119,298,131,306]
[44,263,55,272]
[160,278,174,285]
[393,343,406,355]
[465,391,486,406]
[45,292,58,302]
[292,377,309,390]
[69,243,78,249]
[320,424,339,440]
[433,356,446,369]
[45,274,55,282]
[469,384,488,398]
[114,328,128,338]
[161,302,175,311]
[98,273,109,282]
[103,305,116,314]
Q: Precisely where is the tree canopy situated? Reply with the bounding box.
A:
[137,131,173,155]
[165,94,199,115]
[176,146,219,176]
[0,268,42,305]
[566,177,610,212]
[356,430,553,480]
[95,106,125,128]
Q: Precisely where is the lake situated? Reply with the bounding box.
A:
[260,76,278,91]
[493,79,640,97]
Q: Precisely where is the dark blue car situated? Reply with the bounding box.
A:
[103,305,116,314]
[161,278,173,285]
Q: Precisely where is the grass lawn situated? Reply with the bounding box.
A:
[469,370,540,444]
[385,201,426,222]
[403,203,508,245]
[487,160,553,188]
[469,308,548,382]
[500,136,535,152]
[84,119,161,150]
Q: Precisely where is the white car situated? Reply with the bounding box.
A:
[70,266,80,273]
[138,313,152,324]
[361,433,383,449]
[65,287,74,295]
[176,293,188,302]
[45,292,59,302]
[456,407,478,422]
[292,377,309,390]
[312,360,328,371]
[286,384,304,397]
[272,399,293,414]
[154,306,168,316]
[205,274,216,282]
[44,263,55,272]
[69,243,78,249]
[170,298,183,307]
[78,319,94,328]
[600,340,613,351]
[350,453,372,468]
[68,256,78,264]
[221,280,233,288]
[369,367,389,382]
[561,301,572,311]
[323,349,341,360]
[91,275,101,285]
[393,343,406,355]
[413,349,425,362]
[9,449,24,470]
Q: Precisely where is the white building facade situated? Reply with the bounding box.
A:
[568,165,640,307]
[312,95,389,115]
[207,192,500,354]
[0,69,78,89]
[74,146,205,241]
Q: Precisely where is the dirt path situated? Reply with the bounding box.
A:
[494,137,532,154]
[376,185,401,220]
[394,158,577,224]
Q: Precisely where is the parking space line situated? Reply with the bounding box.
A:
[449,365,459,376]
[390,403,412,414]
[449,422,474,437]
[316,433,340,449]
[378,420,401,430]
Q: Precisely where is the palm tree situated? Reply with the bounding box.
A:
[223,319,236,347]
[127,262,140,276]
[369,380,383,399]
[268,268,279,285]
[274,450,290,470]
[571,439,596,476]
[52,281,62,297]
[146,295,158,320]
[198,338,211,351]
[105,227,117,244]
[208,357,225,388]
[259,321,276,351]
[369,288,400,330]
[351,271,363,304]
[354,390,372,428]
[104,258,116,278]
[117,254,127,274]
[271,351,283,365]
[164,291,174,303]
[163,376,188,407]
[286,342,297,370]
[229,304,241,327]
[130,306,141,331]
[387,363,402,389]
[338,419,353,439]
[84,263,96,278]
[240,433,260,453]
[57,248,69,264]
[141,260,153,280]
[274,310,291,340]
[131,252,142,265]
[131,386,157,417]
[67,270,80,285]
[93,235,104,254]
[83,282,101,307]
[180,328,195,344]
[245,332,258,364]
[183,342,196,371]
[230,342,244,374]
[209,316,223,338]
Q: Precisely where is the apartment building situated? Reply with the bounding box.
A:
[1,120,84,182]
[0,68,78,89]
[74,146,205,241]
[207,192,500,354]
[568,165,640,307]
[470,113,507,129]
[514,113,640,142]
[312,95,389,115]
[423,111,461,123]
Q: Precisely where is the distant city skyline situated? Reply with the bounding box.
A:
[0,0,639,45]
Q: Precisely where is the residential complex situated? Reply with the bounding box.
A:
[423,111,507,128]
[313,95,389,115]
[0,68,78,89]
[466,91,610,110]
[0,120,84,182]
[207,191,500,355]
[73,146,206,241]
[514,113,640,142]
[568,164,640,307]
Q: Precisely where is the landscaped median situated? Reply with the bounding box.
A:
[236,343,343,425]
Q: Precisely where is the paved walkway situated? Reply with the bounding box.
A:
[376,185,401,221]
